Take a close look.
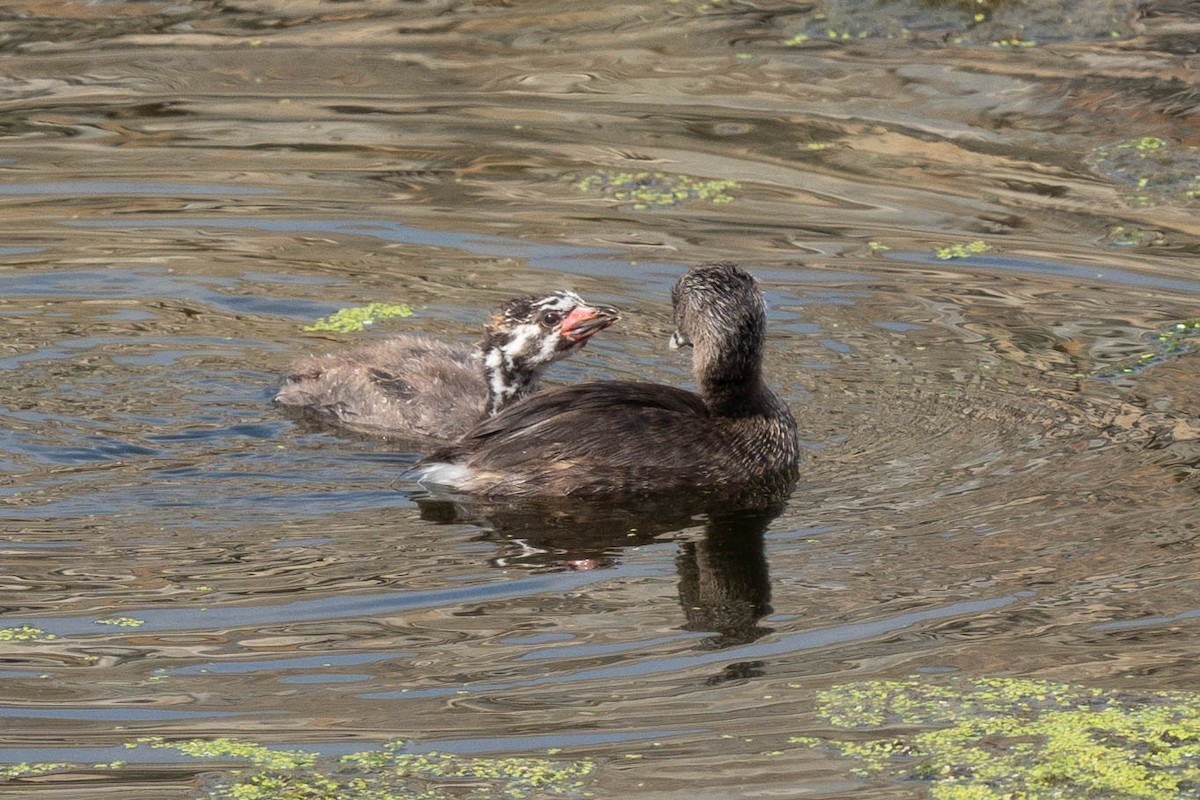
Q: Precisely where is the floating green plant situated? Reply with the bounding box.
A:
[1119,137,1168,154]
[304,303,414,333]
[94,616,146,628]
[992,35,1037,47]
[574,171,740,210]
[794,676,1200,799]
[1087,138,1200,207]
[2,760,125,781]
[934,240,992,260]
[1105,225,1167,249]
[0,626,55,642]
[781,0,1133,47]
[1100,318,1200,378]
[824,27,870,40]
[1,762,73,780]
[668,0,729,12]
[81,736,596,799]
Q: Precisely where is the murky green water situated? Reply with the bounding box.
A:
[2,1,1200,797]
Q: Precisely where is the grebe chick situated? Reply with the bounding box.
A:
[276,291,619,441]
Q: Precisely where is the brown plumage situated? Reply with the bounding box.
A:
[417,263,800,495]
[275,292,619,441]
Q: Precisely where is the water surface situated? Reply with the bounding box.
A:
[2,0,1200,797]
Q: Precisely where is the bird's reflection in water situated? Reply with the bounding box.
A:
[416,479,792,649]
[676,506,776,649]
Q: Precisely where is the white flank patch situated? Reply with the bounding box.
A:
[410,461,473,489]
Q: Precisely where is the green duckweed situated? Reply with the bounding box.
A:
[992,35,1037,47]
[1,762,73,779]
[97,736,596,799]
[934,240,992,260]
[1087,138,1200,207]
[0,626,55,642]
[780,0,1134,47]
[796,676,1200,799]
[574,171,740,210]
[94,616,146,627]
[1100,318,1200,378]
[1104,225,1167,249]
[304,303,414,333]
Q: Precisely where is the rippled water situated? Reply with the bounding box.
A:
[3,0,1200,797]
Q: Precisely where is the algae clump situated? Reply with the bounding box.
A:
[0,626,55,641]
[124,736,595,799]
[574,170,740,209]
[934,240,992,260]
[795,676,1200,799]
[95,616,146,627]
[1086,137,1200,207]
[304,303,414,333]
[1100,318,1200,379]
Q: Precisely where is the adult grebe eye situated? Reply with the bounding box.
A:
[539,310,563,327]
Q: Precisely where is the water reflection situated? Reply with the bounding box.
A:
[676,507,775,649]
[419,484,790,650]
